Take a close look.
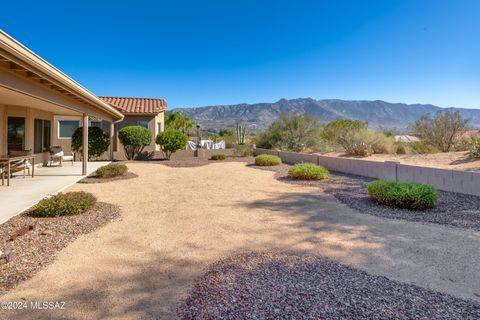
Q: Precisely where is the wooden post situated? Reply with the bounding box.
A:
[110,122,114,161]
[82,113,88,175]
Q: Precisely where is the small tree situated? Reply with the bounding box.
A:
[71,126,110,160]
[255,112,321,152]
[412,110,469,152]
[118,126,152,160]
[156,130,188,160]
[321,119,367,153]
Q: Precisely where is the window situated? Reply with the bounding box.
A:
[34,119,51,153]
[157,122,162,133]
[90,121,102,128]
[58,120,80,138]
[137,121,149,129]
[8,117,25,152]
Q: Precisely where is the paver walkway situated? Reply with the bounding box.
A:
[1,161,479,319]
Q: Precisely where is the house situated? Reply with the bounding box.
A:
[0,30,124,175]
[98,96,166,155]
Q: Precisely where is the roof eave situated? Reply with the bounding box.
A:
[0,29,124,121]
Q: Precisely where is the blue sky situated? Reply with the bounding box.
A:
[1,0,479,109]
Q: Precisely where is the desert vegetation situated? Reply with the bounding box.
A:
[210,153,226,160]
[35,192,97,217]
[118,126,152,160]
[254,111,477,159]
[255,154,282,166]
[71,126,110,160]
[95,163,128,178]
[288,163,329,180]
[368,180,438,210]
[156,130,188,160]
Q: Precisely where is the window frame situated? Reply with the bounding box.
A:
[34,118,51,153]
[58,120,80,139]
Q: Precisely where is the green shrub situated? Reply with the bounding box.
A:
[255,154,281,166]
[368,180,438,210]
[156,130,188,160]
[118,126,152,160]
[71,126,110,160]
[234,144,253,157]
[469,138,480,158]
[35,192,97,217]
[288,163,329,180]
[95,163,128,178]
[210,153,226,160]
[395,143,407,154]
[409,141,438,154]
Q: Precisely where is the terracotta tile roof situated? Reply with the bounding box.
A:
[98,96,167,115]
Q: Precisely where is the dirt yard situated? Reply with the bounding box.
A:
[1,160,479,319]
[322,151,480,171]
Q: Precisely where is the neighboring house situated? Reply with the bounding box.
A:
[98,96,166,154]
[0,30,124,174]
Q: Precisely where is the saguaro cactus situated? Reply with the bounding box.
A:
[235,122,247,145]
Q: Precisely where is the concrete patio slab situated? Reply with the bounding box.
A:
[0,161,109,223]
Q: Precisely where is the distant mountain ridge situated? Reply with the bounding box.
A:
[173,98,480,132]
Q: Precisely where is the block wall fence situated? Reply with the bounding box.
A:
[254,148,480,197]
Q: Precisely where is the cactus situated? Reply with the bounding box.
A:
[235,122,247,145]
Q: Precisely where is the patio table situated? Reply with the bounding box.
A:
[0,154,35,187]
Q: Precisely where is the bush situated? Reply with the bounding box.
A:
[469,138,480,158]
[255,154,281,166]
[288,163,329,180]
[368,180,438,210]
[234,144,253,157]
[95,163,128,178]
[119,126,152,160]
[210,153,226,160]
[412,110,469,152]
[395,143,407,154]
[156,130,188,160]
[349,143,373,157]
[35,192,97,217]
[409,141,438,154]
[71,126,110,160]
[255,112,322,152]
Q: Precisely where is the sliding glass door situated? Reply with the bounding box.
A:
[34,119,51,153]
[7,117,25,152]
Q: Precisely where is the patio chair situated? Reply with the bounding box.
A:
[48,146,74,166]
[0,165,4,185]
[8,149,33,177]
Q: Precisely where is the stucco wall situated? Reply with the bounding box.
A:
[254,148,480,197]
[0,104,53,164]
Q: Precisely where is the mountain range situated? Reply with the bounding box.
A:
[173,98,480,133]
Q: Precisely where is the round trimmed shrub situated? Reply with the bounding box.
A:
[210,153,226,160]
[96,163,128,178]
[288,163,329,180]
[255,154,281,166]
[368,180,438,210]
[71,126,110,160]
[118,126,152,160]
[156,130,188,160]
[35,192,97,217]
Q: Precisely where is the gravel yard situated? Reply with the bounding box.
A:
[254,162,480,231]
[0,160,479,319]
[179,252,480,320]
[78,171,138,184]
[0,203,120,294]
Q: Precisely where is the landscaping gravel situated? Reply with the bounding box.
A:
[78,171,138,183]
[178,252,480,320]
[152,156,252,168]
[0,202,120,294]
[253,162,480,231]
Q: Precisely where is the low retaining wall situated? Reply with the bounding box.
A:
[254,148,480,197]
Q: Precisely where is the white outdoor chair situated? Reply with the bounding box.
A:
[49,146,74,166]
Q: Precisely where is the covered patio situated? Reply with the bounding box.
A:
[0,161,109,223]
[0,29,123,179]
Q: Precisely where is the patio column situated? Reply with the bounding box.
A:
[109,122,114,161]
[82,113,88,175]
